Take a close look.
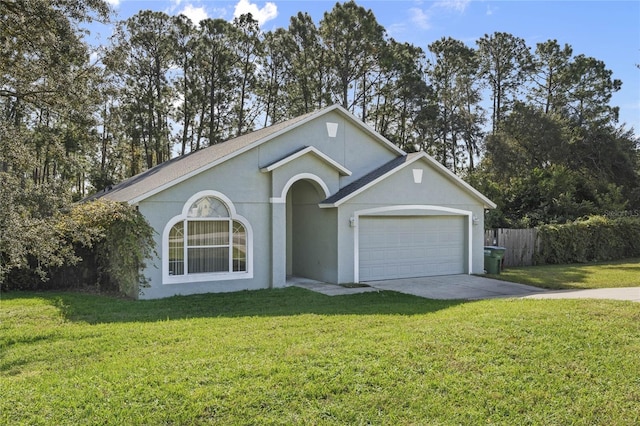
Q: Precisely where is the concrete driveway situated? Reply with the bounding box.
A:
[291,275,640,302]
[364,274,544,300]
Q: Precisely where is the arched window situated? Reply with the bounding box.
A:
[165,193,250,281]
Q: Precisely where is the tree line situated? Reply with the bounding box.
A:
[1,0,638,283]
[95,3,631,177]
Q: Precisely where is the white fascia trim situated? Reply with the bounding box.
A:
[161,190,254,285]
[320,152,497,209]
[352,205,473,283]
[269,173,331,204]
[260,146,352,176]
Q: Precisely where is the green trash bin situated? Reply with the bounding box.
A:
[484,246,507,274]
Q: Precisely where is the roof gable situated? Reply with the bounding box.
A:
[93,105,402,204]
[260,146,352,176]
[319,152,496,209]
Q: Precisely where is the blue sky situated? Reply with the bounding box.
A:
[98,0,640,134]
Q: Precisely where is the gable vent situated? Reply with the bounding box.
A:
[326,122,338,138]
[412,169,423,184]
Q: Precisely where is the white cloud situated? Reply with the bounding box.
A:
[386,22,407,38]
[407,0,469,31]
[435,0,471,13]
[409,7,431,30]
[106,0,120,7]
[179,4,209,25]
[233,0,278,26]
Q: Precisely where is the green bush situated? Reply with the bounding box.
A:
[58,200,156,297]
[2,200,155,297]
[535,215,640,264]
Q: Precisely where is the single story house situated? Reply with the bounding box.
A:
[96,104,496,299]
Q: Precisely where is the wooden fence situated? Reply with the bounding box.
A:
[484,228,539,267]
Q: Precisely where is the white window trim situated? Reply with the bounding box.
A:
[352,205,473,283]
[162,190,253,285]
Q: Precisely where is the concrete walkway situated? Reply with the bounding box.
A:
[523,287,640,302]
[287,276,380,296]
[290,274,640,302]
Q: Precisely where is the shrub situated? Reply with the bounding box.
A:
[535,215,640,264]
[2,200,155,297]
[57,200,156,297]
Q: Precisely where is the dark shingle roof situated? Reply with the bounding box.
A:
[321,155,410,205]
[89,110,319,203]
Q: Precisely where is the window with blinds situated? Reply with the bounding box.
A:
[168,196,248,277]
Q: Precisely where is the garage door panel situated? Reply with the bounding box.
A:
[359,216,465,281]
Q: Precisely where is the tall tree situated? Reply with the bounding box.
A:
[194,18,238,147]
[565,54,622,127]
[428,37,483,171]
[478,101,638,226]
[476,32,532,133]
[105,10,176,170]
[286,12,329,115]
[319,1,385,116]
[528,40,573,114]
[172,14,199,155]
[231,13,262,136]
[372,40,431,151]
[90,69,130,190]
[485,103,569,178]
[258,28,293,126]
[0,0,111,282]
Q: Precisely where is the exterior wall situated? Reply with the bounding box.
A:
[334,161,487,283]
[269,153,341,200]
[137,148,271,299]
[257,110,399,188]
[290,180,338,283]
[132,108,490,298]
[135,111,399,298]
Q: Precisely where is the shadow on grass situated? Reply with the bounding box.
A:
[603,265,640,272]
[495,258,640,289]
[529,266,591,289]
[493,267,591,289]
[4,287,465,324]
[490,266,590,289]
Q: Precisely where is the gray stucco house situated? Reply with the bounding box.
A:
[97,105,496,299]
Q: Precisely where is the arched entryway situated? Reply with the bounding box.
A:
[285,178,336,282]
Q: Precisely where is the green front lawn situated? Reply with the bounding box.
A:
[491,258,640,290]
[2,288,639,425]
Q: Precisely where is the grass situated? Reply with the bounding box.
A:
[2,287,640,425]
[490,257,640,290]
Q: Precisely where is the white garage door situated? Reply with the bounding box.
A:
[359,216,466,281]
